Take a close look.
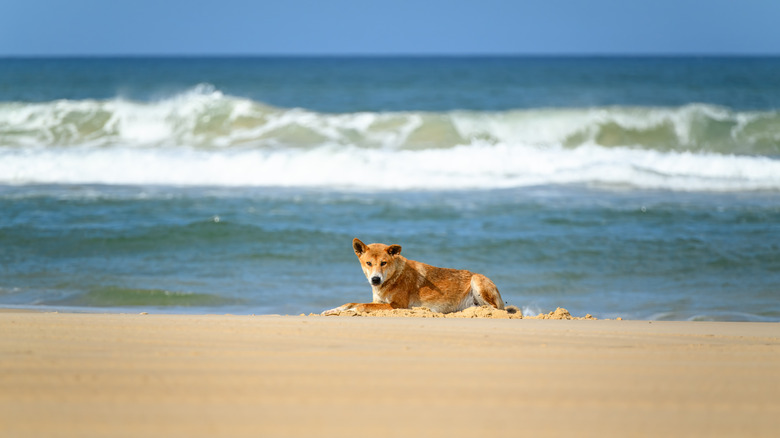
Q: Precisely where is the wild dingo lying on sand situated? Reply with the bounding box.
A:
[323,238,507,315]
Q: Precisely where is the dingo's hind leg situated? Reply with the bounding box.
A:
[470,274,505,310]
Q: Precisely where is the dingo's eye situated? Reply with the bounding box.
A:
[366,262,372,267]
[380,261,387,266]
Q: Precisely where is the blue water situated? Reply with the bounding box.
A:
[1,56,779,320]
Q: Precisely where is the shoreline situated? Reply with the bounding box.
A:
[1,310,778,437]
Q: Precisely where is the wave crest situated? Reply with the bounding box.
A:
[1,85,779,154]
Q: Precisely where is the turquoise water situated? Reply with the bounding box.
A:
[1,57,779,320]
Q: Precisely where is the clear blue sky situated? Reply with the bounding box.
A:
[2,0,778,56]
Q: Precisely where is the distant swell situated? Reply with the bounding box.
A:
[2,84,780,191]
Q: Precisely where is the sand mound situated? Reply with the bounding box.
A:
[320,306,596,320]
[526,307,597,320]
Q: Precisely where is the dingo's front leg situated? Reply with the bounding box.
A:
[322,303,359,316]
[322,302,395,316]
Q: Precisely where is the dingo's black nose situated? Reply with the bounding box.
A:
[370,276,382,286]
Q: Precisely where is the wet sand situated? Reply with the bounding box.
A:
[1,310,778,437]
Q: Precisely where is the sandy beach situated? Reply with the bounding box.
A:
[1,310,778,438]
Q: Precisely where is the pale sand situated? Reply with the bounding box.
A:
[1,311,779,438]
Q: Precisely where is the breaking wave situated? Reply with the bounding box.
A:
[1,84,779,191]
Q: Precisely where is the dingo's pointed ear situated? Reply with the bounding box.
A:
[353,238,367,256]
[386,244,402,256]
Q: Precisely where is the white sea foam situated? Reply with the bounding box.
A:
[1,141,778,191]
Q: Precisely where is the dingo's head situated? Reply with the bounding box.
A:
[353,238,402,287]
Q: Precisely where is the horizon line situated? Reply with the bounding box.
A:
[2,52,780,59]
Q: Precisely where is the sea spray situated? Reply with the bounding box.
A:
[2,88,779,154]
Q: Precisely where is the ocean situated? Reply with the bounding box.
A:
[1,56,778,321]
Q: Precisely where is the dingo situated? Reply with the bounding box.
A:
[323,238,506,315]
